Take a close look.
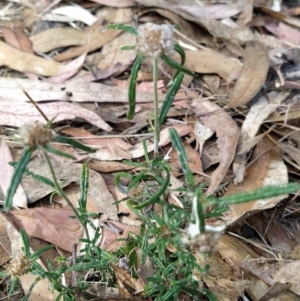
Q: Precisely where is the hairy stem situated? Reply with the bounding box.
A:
[42,149,90,242]
[153,58,159,157]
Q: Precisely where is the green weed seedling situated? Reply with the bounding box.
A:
[114,128,300,300]
[2,122,119,300]
[107,22,194,157]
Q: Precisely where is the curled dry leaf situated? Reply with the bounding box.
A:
[227,41,269,108]
[233,91,289,183]
[221,136,288,226]
[31,28,87,53]
[0,40,60,76]
[185,49,241,79]
[191,99,239,196]
[53,8,133,61]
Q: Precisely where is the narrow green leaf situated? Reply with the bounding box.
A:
[5,148,33,212]
[9,161,55,188]
[0,270,9,278]
[106,23,138,36]
[79,163,89,211]
[159,71,184,125]
[20,228,30,256]
[194,187,205,233]
[114,172,133,194]
[67,261,106,271]
[31,245,54,259]
[128,55,143,120]
[169,128,194,187]
[128,169,147,191]
[174,44,186,65]
[214,183,300,207]
[121,45,136,51]
[161,54,194,76]
[44,144,76,160]
[133,166,170,209]
[8,277,19,297]
[53,136,96,153]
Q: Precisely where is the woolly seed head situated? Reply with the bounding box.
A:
[136,23,175,58]
[19,121,56,149]
[6,254,31,277]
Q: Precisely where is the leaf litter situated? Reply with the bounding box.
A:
[1,0,300,300]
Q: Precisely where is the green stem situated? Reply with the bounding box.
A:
[41,149,90,242]
[153,58,159,157]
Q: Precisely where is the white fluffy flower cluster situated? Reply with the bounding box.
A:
[19,121,56,148]
[136,23,175,58]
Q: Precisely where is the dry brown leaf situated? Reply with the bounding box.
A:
[227,41,269,108]
[1,27,34,54]
[168,142,203,176]
[259,6,300,28]
[0,138,27,208]
[200,18,283,49]
[8,208,83,253]
[0,40,60,76]
[90,0,135,6]
[217,234,298,301]
[48,52,87,84]
[141,8,202,43]
[136,0,248,19]
[129,125,190,158]
[191,99,239,196]
[53,8,133,61]
[265,21,300,45]
[88,160,134,173]
[240,259,300,297]
[97,31,136,76]
[221,136,288,225]
[233,91,289,183]
[0,99,111,131]
[185,49,241,79]
[21,157,118,220]
[193,246,250,301]
[100,221,140,252]
[60,127,132,161]
[0,77,169,103]
[31,28,87,53]
[265,224,297,259]
[111,264,144,293]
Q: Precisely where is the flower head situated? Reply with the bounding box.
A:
[19,121,56,149]
[6,254,31,277]
[136,23,175,58]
